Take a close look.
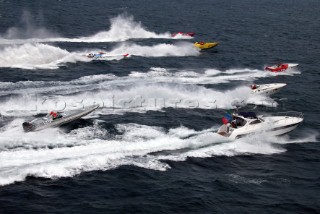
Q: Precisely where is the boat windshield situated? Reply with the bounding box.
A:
[230,116,246,129]
[249,119,261,125]
[235,117,246,127]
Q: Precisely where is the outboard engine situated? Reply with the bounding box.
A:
[22,122,35,132]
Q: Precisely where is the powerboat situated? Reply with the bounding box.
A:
[265,63,298,72]
[194,42,219,50]
[172,32,195,37]
[251,83,287,95]
[217,111,303,140]
[22,105,99,132]
[87,52,129,60]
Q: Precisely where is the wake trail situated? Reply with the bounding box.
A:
[0,122,316,186]
[0,65,300,116]
[0,14,192,44]
[0,42,199,70]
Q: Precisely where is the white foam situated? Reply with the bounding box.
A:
[0,43,68,69]
[0,123,178,185]
[0,65,291,116]
[0,42,200,70]
[0,14,184,44]
[0,43,90,70]
[129,67,300,85]
[155,131,307,162]
[0,82,263,116]
[73,14,171,42]
[108,42,200,57]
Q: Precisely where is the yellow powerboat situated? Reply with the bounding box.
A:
[194,42,219,50]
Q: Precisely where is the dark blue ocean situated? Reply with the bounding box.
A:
[0,0,319,213]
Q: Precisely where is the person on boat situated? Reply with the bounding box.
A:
[218,120,230,136]
[231,119,237,128]
[50,111,62,120]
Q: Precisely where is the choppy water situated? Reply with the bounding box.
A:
[0,0,319,213]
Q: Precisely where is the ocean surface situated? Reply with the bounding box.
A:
[0,0,319,213]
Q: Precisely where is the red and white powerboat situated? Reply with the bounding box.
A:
[265,63,298,72]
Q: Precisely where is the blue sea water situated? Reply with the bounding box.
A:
[0,0,319,213]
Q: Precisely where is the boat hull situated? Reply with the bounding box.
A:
[194,42,219,50]
[227,115,303,140]
[23,105,99,132]
[269,123,300,136]
[251,83,287,95]
[265,63,298,72]
[233,122,300,140]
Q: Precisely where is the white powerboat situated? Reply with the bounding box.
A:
[251,83,287,95]
[217,111,303,140]
[22,105,99,132]
[87,52,129,60]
